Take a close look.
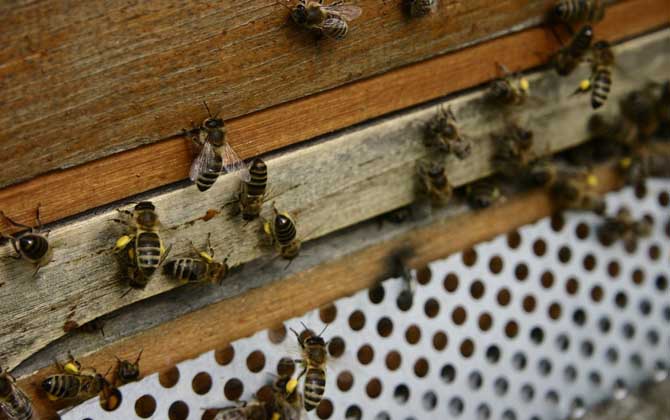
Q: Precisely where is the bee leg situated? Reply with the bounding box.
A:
[0,211,32,231]
[35,203,44,230]
[1,236,22,259]
[32,264,42,278]
[206,233,216,257]
[159,244,173,266]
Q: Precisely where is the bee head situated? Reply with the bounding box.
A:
[552,2,568,19]
[290,3,308,24]
[134,202,155,212]
[0,372,11,398]
[118,360,140,383]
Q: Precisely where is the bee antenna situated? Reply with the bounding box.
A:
[120,287,134,299]
[134,349,144,364]
[275,0,292,10]
[202,101,213,118]
[300,321,309,331]
[317,323,329,337]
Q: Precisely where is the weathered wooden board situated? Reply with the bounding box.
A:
[15,164,625,419]
[0,0,667,232]
[0,29,668,371]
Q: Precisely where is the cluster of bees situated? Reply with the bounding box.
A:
[1,0,669,419]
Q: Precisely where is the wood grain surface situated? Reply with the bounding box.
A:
[15,164,625,420]
[0,29,667,374]
[0,0,667,232]
[0,0,560,188]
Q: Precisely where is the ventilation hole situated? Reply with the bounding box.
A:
[614,378,628,399]
[413,357,429,377]
[345,405,362,420]
[556,334,570,351]
[449,397,465,416]
[376,317,393,337]
[565,277,579,295]
[393,384,410,404]
[422,390,437,410]
[558,246,571,263]
[441,364,456,383]
[444,273,459,292]
[366,378,382,398]
[624,239,638,254]
[424,298,440,318]
[417,266,432,285]
[470,280,485,298]
[630,353,643,369]
[635,183,647,199]
[656,275,668,291]
[533,239,547,256]
[502,409,517,420]
[615,291,628,308]
[497,288,511,306]
[277,357,295,377]
[548,302,562,320]
[507,230,521,248]
[192,372,212,395]
[159,366,180,388]
[214,345,235,366]
[581,340,595,357]
[348,310,366,331]
[243,350,265,373]
[337,371,354,392]
[168,401,188,420]
[538,358,552,376]
[575,222,590,239]
[452,306,467,325]
[460,338,475,358]
[494,377,509,396]
[468,371,483,389]
[268,324,287,344]
[328,336,345,358]
[606,347,619,364]
[477,403,491,420]
[396,290,413,311]
[368,284,385,304]
[489,255,503,274]
[632,268,645,285]
[530,326,544,344]
[433,331,448,351]
[478,312,493,331]
[522,295,537,313]
[462,248,477,266]
[255,384,274,404]
[405,325,421,344]
[664,305,670,321]
[512,352,527,370]
[564,365,578,382]
[319,304,337,323]
[584,252,598,270]
[541,270,554,288]
[486,345,501,364]
[598,316,612,333]
[573,308,587,326]
[545,389,559,405]
[647,329,660,345]
[648,244,661,260]
[316,399,333,419]
[100,386,122,412]
[551,213,565,232]
[386,350,402,371]
[134,395,156,418]
[224,378,244,401]
[504,320,519,338]
[374,412,390,420]
[589,371,602,386]
[608,260,621,278]
[659,191,670,206]
[639,299,652,316]
[357,344,374,365]
[515,263,529,281]
[520,383,535,402]
[590,285,604,302]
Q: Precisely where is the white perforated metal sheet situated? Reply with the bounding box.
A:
[63,180,670,420]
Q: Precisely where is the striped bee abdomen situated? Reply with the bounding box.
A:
[407,0,435,17]
[246,158,267,197]
[571,25,593,56]
[303,368,326,411]
[274,215,297,246]
[591,66,611,109]
[42,375,81,400]
[196,153,223,192]
[135,232,162,276]
[1,390,33,420]
[322,17,348,40]
[19,234,50,261]
[554,0,604,22]
[164,258,207,283]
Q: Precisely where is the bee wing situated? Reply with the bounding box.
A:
[189,141,217,182]
[221,142,251,182]
[322,4,362,21]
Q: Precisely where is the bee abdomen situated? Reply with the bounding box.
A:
[571,25,593,56]
[19,234,50,261]
[407,0,435,17]
[196,154,223,192]
[275,219,297,246]
[136,232,162,276]
[303,368,326,411]
[246,158,268,197]
[164,258,207,283]
[3,391,33,420]
[42,375,80,400]
[323,17,348,40]
[555,0,604,22]
[591,66,611,109]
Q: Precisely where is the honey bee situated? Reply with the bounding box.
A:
[465,179,502,209]
[486,64,531,106]
[0,204,52,277]
[618,153,670,186]
[492,122,535,177]
[416,159,453,206]
[270,376,302,420]
[113,350,143,386]
[621,86,660,139]
[263,204,301,260]
[188,102,250,192]
[403,0,436,17]
[291,325,328,412]
[212,402,268,420]
[549,171,606,214]
[238,158,269,221]
[572,41,614,109]
[552,25,593,76]
[284,0,363,40]
[424,105,471,159]
[42,355,109,401]
[552,0,605,23]
[113,201,171,290]
[597,207,651,247]
[588,114,639,148]
[164,234,229,285]
[0,368,33,420]
[527,159,558,187]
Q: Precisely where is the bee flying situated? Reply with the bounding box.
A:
[0,204,52,277]
[552,25,593,76]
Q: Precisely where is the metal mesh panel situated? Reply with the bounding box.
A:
[63,180,670,420]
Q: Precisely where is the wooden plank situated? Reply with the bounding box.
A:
[0,29,667,373]
[0,0,667,231]
[0,0,557,188]
[15,164,625,420]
